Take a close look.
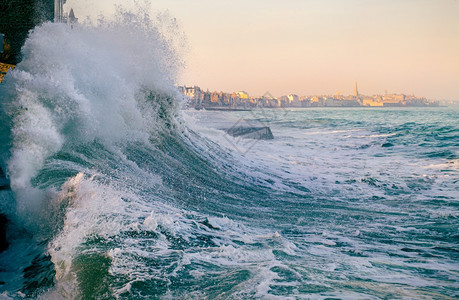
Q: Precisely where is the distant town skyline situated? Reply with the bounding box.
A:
[180,81,435,99]
[66,0,459,100]
[179,84,442,110]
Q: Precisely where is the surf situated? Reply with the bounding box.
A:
[0,5,288,297]
[0,7,189,297]
[0,4,457,299]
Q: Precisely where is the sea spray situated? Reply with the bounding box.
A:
[0,6,184,227]
[0,6,190,297]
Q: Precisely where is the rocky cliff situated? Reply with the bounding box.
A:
[0,62,15,83]
[0,0,54,64]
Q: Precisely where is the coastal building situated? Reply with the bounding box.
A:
[288,94,300,106]
[362,97,383,107]
[260,92,278,108]
[54,0,78,25]
[309,96,323,107]
[354,81,359,97]
[178,85,440,109]
[0,34,4,54]
[210,92,220,104]
[237,91,249,100]
[381,93,405,106]
[54,0,66,23]
[279,95,289,103]
[342,99,361,107]
[68,8,78,26]
[324,97,341,107]
[180,86,205,107]
[183,86,202,100]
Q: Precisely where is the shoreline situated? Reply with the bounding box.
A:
[189,105,452,111]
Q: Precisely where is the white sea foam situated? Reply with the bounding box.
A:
[183,108,459,298]
[1,3,184,227]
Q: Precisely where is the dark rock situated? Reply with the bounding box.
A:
[0,184,10,191]
[382,142,394,148]
[224,126,274,140]
[0,0,54,64]
[0,166,9,190]
[0,213,8,252]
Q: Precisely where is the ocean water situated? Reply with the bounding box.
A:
[0,12,458,300]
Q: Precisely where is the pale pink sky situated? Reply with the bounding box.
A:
[67,0,459,99]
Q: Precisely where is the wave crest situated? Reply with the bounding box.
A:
[0,7,185,222]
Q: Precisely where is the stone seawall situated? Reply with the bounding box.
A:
[0,63,13,253]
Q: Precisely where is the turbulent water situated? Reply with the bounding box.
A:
[0,11,458,300]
